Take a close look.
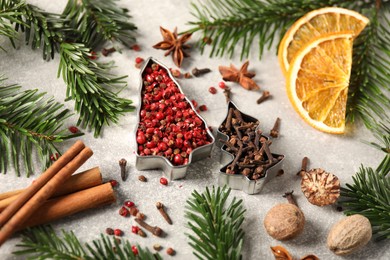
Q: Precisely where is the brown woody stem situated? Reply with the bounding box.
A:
[283,191,298,207]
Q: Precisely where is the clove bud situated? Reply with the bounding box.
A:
[192,67,211,77]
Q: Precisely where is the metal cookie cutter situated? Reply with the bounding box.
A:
[216,101,284,194]
[134,57,215,180]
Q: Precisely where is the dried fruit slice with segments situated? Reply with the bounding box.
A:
[278,7,369,76]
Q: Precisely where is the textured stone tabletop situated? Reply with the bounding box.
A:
[0,1,389,259]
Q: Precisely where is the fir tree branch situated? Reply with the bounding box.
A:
[0,77,83,177]
[13,225,162,260]
[7,0,70,60]
[62,0,137,50]
[186,0,373,59]
[0,0,25,50]
[58,42,135,137]
[185,186,246,260]
[340,154,390,241]
[346,5,390,129]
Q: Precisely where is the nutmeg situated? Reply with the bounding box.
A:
[327,214,372,255]
[264,203,305,240]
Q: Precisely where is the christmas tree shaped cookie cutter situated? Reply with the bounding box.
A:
[134,57,215,180]
[216,101,284,194]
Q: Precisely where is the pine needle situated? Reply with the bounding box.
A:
[0,77,83,176]
[13,225,162,260]
[340,154,390,241]
[58,42,135,137]
[185,186,246,260]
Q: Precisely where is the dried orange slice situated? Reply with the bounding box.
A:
[286,32,354,134]
[279,7,369,76]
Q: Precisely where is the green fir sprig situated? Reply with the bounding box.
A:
[0,0,137,137]
[62,0,137,49]
[187,0,390,130]
[340,154,390,241]
[0,0,24,50]
[185,186,246,260]
[58,42,135,137]
[13,225,161,260]
[0,77,82,176]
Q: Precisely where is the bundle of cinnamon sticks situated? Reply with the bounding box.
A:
[0,141,116,246]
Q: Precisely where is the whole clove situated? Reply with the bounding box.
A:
[135,218,163,237]
[297,157,309,176]
[257,91,271,104]
[192,67,211,77]
[156,202,172,225]
[223,86,232,103]
[119,158,127,181]
[102,47,116,56]
[270,117,281,138]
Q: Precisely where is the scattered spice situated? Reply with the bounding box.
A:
[89,51,97,60]
[184,72,192,78]
[109,179,118,187]
[131,245,139,255]
[191,99,198,108]
[170,68,181,78]
[129,207,139,216]
[49,153,60,161]
[160,177,168,186]
[68,126,79,133]
[276,169,284,176]
[270,245,293,260]
[300,168,340,206]
[192,67,211,77]
[132,44,141,51]
[105,228,114,235]
[203,36,212,44]
[223,86,232,103]
[218,81,226,89]
[263,191,305,240]
[131,226,140,234]
[153,244,162,251]
[114,229,123,237]
[153,27,192,67]
[137,228,146,237]
[270,245,319,260]
[101,47,116,56]
[219,61,259,90]
[257,90,271,104]
[199,105,208,111]
[156,202,172,225]
[297,157,309,176]
[119,206,129,217]
[336,205,343,212]
[270,117,281,138]
[135,57,144,64]
[209,86,217,94]
[136,212,145,220]
[166,247,175,256]
[124,200,135,208]
[138,175,147,182]
[119,158,127,181]
[135,218,163,237]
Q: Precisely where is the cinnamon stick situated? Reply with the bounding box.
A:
[0,145,93,246]
[0,140,85,228]
[19,183,116,230]
[0,167,102,212]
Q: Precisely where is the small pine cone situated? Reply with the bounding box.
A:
[301,168,340,206]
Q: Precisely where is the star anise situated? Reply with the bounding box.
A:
[153,27,192,68]
[218,61,260,90]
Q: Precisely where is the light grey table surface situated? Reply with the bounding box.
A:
[0,1,389,259]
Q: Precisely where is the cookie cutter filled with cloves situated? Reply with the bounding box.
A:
[216,101,284,194]
[134,57,215,180]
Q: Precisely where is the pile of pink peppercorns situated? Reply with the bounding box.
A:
[136,63,211,166]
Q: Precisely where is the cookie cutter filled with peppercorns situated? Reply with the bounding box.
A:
[216,101,284,194]
[135,57,215,180]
